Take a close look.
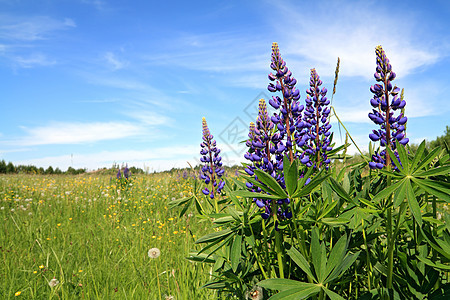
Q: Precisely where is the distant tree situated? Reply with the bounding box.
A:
[45,166,54,174]
[0,160,6,173]
[6,162,15,173]
[54,167,62,175]
[429,125,450,149]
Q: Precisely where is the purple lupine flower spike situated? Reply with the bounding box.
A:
[123,164,130,179]
[200,117,225,199]
[368,46,409,170]
[116,169,121,179]
[297,68,332,169]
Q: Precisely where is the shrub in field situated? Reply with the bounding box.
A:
[171,43,450,299]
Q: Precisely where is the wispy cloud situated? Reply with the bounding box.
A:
[12,53,56,68]
[270,1,442,80]
[12,122,144,146]
[0,16,76,41]
[14,145,200,171]
[104,51,128,70]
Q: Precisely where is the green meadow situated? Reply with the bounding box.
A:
[0,173,213,299]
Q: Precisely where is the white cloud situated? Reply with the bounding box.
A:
[271,1,441,80]
[104,52,128,70]
[14,122,144,146]
[14,145,201,171]
[0,16,76,41]
[12,53,56,68]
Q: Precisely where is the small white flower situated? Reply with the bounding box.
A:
[48,278,59,287]
[0,207,4,210]
[164,295,175,300]
[148,247,161,259]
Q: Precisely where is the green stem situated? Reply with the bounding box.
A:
[330,107,370,164]
[155,261,162,300]
[386,197,394,289]
[275,229,284,278]
[362,219,372,291]
[249,222,269,280]
[261,219,273,277]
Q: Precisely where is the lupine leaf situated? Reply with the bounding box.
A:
[393,180,407,208]
[324,233,347,282]
[416,256,450,271]
[311,227,326,283]
[396,140,410,174]
[386,146,405,174]
[232,190,285,200]
[413,147,441,174]
[410,140,426,171]
[321,218,349,226]
[372,179,405,203]
[195,228,233,244]
[328,177,357,205]
[187,252,216,264]
[318,200,338,220]
[323,287,346,300]
[413,166,450,177]
[293,172,330,198]
[257,278,313,291]
[412,178,450,202]
[418,226,450,259]
[230,233,242,272]
[286,246,316,281]
[406,179,422,225]
[285,157,298,197]
[254,169,288,198]
[267,286,321,300]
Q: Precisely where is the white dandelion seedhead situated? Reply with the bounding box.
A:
[48,278,60,288]
[148,247,161,259]
[247,286,263,300]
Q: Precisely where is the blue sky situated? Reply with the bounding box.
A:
[1,0,449,172]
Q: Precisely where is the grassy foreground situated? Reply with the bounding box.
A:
[0,174,213,299]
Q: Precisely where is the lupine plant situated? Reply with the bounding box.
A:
[115,164,132,191]
[171,43,450,299]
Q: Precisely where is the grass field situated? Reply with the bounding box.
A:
[0,173,215,299]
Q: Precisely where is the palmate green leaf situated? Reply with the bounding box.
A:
[195,228,233,244]
[414,165,450,177]
[324,233,347,282]
[321,217,349,226]
[311,227,327,283]
[232,190,285,200]
[386,146,405,175]
[328,177,357,205]
[254,169,288,199]
[187,252,216,264]
[393,180,407,208]
[257,278,313,291]
[372,179,405,203]
[416,256,450,271]
[396,140,410,173]
[412,178,450,203]
[230,232,242,273]
[324,287,346,300]
[267,286,321,300]
[419,227,450,260]
[406,179,422,225]
[410,140,426,170]
[286,246,316,281]
[413,147,441,173]
[318,200,338,220]
[292,171,330,198]
[284,155,298,197]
